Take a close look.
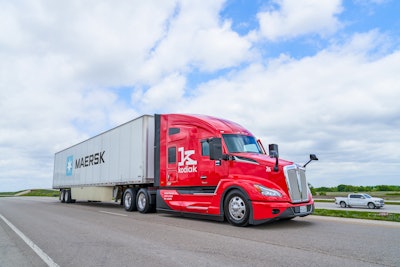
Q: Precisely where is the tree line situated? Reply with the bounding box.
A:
[310,184,400,192]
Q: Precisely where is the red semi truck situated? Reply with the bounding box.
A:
[53,114,318,226]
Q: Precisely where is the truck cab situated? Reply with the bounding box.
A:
[155,114,315,226]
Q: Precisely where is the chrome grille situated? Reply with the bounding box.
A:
[284,165,309,203]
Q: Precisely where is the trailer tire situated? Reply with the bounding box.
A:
[224,190,250,227]
[64,190,72,203]
[123,188,137,212]
[136,188,152,213]
[60,189,66,203]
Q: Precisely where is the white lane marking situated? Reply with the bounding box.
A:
[99,211,128,217]
[0,214,59,267]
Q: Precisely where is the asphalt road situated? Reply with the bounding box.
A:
[315,201,400,213]
[1,197,399,267]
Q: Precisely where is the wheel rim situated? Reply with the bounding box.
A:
[229,196,246,221]
[124,193,132,209]
[137,192,146,211]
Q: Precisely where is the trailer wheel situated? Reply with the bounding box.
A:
[340,201,347,208]
[60,189,66,203]
[224,190,250,227]
[136,188,152,213]
[123,188,137,212]
[64,190,72,203]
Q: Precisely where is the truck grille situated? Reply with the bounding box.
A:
[283,165,309,203]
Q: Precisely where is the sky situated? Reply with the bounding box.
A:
[0,0,399,192]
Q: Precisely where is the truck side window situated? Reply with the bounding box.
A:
[168,147,176,164]
[169,128,180,135]
[201,141,210,156]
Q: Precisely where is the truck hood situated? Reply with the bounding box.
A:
[231,152,294,168]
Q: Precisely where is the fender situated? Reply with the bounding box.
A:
[218,185,256,224]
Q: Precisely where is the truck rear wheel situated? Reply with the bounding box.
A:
[136,188,152,213]
[123,188,137,212]
[224,190,250,227]
[340,201,347,208]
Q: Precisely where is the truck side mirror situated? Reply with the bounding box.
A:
[268,144,279,172]
[209,138,223,160]
[303,154,319,168]
[268,144,279,158]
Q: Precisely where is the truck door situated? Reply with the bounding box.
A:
[349,194,362,206]
[198,139,227,187]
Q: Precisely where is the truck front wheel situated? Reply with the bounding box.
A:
[123,188,137,212]
[224,190,250,227]
[368,202,376,209]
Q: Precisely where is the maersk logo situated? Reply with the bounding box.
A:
[75,151,105,168]
[66,156,73,176]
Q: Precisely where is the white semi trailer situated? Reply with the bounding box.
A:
[53,115,155,203]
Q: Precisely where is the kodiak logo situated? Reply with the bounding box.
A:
[178,147,197,173]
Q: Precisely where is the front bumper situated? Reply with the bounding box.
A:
[249,201,314,225]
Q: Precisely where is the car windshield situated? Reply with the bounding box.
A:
[363,194,372,198]
[222,134,263,153]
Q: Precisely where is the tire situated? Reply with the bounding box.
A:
[340,201,347,208]
[224,190,250,227]
[60,189,66,203]
[136,188,153,214]
[64,190,72,203]
[123,188,137,212]
[368,202,375,209]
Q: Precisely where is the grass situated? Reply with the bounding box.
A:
[0,189,59,197]
[314,209,400,222]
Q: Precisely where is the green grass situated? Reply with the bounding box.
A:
[0,189,59,197]
[314,209,400,222]
[23,189,59,197]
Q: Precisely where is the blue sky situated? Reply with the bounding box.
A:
[0,0,399,191]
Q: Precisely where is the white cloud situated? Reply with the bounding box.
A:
[257,0,343,41]
[139,0,252,83]
[0,0,399,191]
[181,35,400,187]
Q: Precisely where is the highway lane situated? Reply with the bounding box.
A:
[1,197,399,267]
[315,201,400,213]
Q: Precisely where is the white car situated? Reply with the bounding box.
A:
[335,193,384,209]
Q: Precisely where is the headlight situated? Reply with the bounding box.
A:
[254,185,282,197]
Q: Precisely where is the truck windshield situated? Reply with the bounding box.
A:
[222,134,263,153]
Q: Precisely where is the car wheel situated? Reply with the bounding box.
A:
[368,202,375,209]
[340,201,347,208]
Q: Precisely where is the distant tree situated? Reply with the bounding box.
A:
[308,183,316,195]
[337,184,347,192]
